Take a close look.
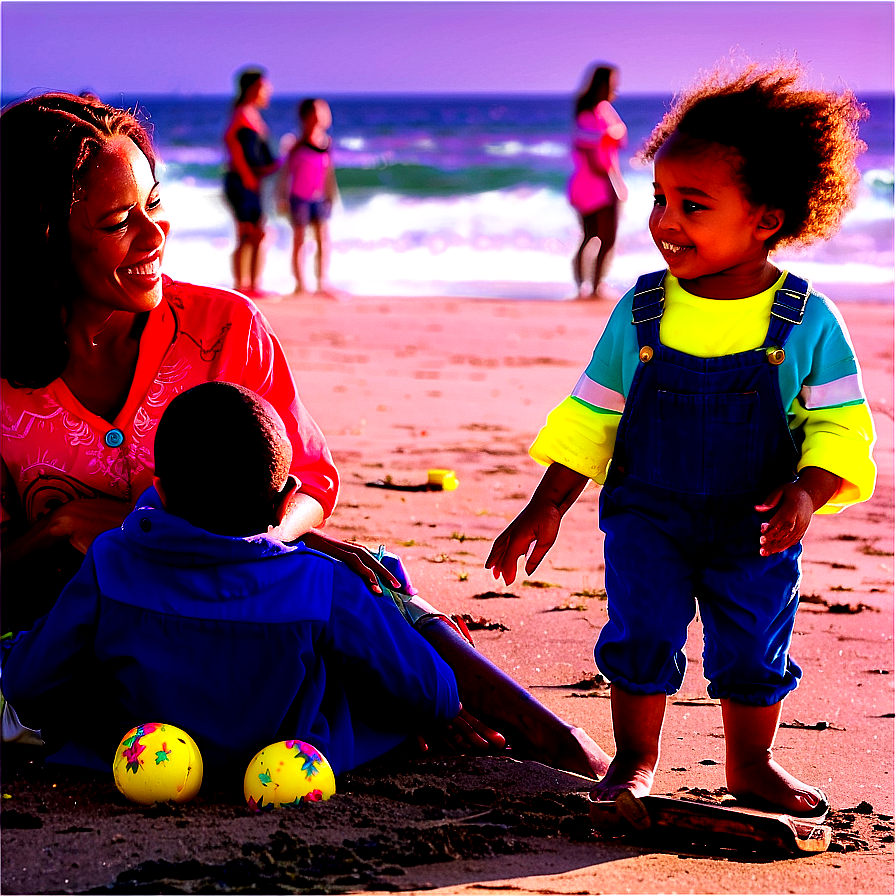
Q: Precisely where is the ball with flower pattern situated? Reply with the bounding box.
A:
[244,740,336,811]
[112,723,203,805]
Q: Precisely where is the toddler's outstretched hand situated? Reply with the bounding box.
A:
[485,500,562,585]
[755,467,841,556]
[486,463,589,585]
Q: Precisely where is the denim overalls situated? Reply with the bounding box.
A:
[595,271,811,706]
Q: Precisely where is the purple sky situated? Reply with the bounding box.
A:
[2,2,892,98]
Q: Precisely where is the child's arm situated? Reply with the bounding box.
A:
[275,145,293,215]
[485,462,589,585]
[754,466,841,556]
[324,162,338,204]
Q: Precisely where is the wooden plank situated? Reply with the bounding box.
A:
[589,793,832,855]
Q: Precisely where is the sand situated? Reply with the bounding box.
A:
[1,292,893,895]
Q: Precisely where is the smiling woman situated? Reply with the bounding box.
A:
[0,93,346,631]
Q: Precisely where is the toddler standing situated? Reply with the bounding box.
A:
[487,62,876,818]
[280,98,339,296]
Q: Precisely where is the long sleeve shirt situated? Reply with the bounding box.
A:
[531,272,876,514]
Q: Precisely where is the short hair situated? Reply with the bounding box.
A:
[0,92,157,389]
[154,382,293,537]
[641,61,867,250]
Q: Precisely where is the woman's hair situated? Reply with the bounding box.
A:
[154,382,293,537]
[642,61,868,249]
[575,64,617,117]
[234,67,266,108]
[0,92,156,388]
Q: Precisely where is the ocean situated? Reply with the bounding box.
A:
[42,93,896,300]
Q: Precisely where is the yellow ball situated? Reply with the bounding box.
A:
[244,740,336,812]
[112,723,203,806]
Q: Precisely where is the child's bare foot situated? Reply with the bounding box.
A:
[588,750,656,802]
[726,756,828,817]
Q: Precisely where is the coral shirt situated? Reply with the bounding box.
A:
[1,278,338,527]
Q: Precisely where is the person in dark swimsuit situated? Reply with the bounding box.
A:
[223,67,280,298]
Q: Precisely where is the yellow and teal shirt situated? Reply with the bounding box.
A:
[531,272,876,514]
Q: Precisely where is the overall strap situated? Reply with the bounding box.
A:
[764,272,811,349]
[631,270,666,345]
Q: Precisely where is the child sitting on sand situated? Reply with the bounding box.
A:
[3,382,611,781]
[2,383,460,774]
[486,61,876,818]
[279,98,339,296]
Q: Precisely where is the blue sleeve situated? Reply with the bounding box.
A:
[2,549,101,715]
[581,287,640,400]
[327,563,459,725]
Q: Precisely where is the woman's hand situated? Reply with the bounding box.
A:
[300,529,404,594]
[416,705,507,755]
[2,496,130,564]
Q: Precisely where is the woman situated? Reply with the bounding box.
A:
[0,93,612,778]
[223,67,280,298]
[0,93,379,631]
[568,64,628,299]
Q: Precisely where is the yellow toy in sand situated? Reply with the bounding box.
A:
[112,723,203,805]
[244,740,336,811]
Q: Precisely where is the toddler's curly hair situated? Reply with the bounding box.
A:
[642,61,868,249]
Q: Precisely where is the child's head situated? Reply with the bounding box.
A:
[298,98,331,134]
[642,61,867,251]
[153,382,296,536]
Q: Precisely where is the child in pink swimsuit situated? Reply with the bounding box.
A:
[279,99,339,296]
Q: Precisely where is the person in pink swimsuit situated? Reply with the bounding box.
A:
[278,98,339,296]
[568,64,628,299]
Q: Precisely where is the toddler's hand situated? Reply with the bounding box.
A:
[755,483,815,556]
[485,500,561,585]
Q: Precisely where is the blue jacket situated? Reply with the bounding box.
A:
[2,489,459,775]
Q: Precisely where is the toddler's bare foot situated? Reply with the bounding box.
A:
[727,756,827,817]
[589,751,656,802]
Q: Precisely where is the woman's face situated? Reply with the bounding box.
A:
[253,78,272,108]
[68,136,170,315]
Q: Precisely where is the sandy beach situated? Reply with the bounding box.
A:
[1,291,893,895]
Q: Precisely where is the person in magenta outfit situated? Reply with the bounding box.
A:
[568,63,628,299]
[279,98,340,296]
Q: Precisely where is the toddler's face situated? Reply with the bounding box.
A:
[649,133,780,297]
